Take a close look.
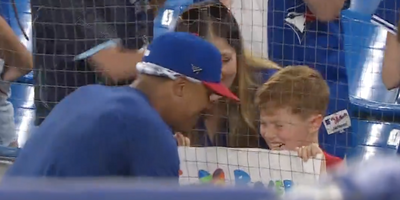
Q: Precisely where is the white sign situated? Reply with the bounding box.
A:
[178,147,323,193]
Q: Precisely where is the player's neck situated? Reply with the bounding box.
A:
[131,80,171,121]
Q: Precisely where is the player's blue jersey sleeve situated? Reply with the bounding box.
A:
[123,100,180,178]
[372,0,400,35]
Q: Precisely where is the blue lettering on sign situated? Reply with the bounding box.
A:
[233,169,294,193]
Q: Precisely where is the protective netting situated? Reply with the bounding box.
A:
[0,0,399,198]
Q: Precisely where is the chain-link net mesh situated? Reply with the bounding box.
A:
[0,0,399,198]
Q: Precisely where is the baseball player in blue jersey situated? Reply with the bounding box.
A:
[5,32,238,178]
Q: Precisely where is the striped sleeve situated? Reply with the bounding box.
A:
[371,0,400,35]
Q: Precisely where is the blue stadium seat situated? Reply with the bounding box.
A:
[16,71,34,84]
[13,107,36,145]
[347,145,398,161]
[346,118,399,160]
[342,10,400,118]
[8,83,34,109]
[351,119,400,148]
[5,83,35,149]
[347,0,382,15]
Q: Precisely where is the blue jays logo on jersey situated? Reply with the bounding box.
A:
[284,3,313,44]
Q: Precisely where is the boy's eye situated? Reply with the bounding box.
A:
[260,121,267,126]
[275,124,283,128]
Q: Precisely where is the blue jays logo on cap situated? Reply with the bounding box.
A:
[137,32,239,101]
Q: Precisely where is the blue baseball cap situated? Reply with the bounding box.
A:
[136,32,239,101]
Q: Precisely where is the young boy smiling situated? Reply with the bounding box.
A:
[255,66,342,169]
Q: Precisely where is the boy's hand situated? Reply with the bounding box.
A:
[174,132,190,146]
[296,143,323,162]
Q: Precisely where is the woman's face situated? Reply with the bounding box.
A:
[209,36,237,89]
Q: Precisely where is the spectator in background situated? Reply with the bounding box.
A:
[372,0,400,90]
[267,0,351,157]
[0,16,33,147]
[31,0,152,125]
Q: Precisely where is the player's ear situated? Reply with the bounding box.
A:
[171,76,187,97]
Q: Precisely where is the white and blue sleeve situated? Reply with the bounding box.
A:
[371,0,400,35]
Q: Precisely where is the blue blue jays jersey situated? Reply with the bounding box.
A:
[372,0,400,35]
[267,0,349,157]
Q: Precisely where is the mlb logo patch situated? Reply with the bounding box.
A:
[323,109,351,135]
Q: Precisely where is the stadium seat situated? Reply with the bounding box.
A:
[347,0,382,15]
[347,144,398,161]
[16,72,33,85]
[342,9,400,120]
[351,119,400,148]
[8,83,34,109]
[346,118,400,160]
[13,107,36,146]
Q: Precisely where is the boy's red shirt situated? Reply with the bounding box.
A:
[323,151,343,168]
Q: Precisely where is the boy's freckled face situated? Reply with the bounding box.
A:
[259,108,311,151]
